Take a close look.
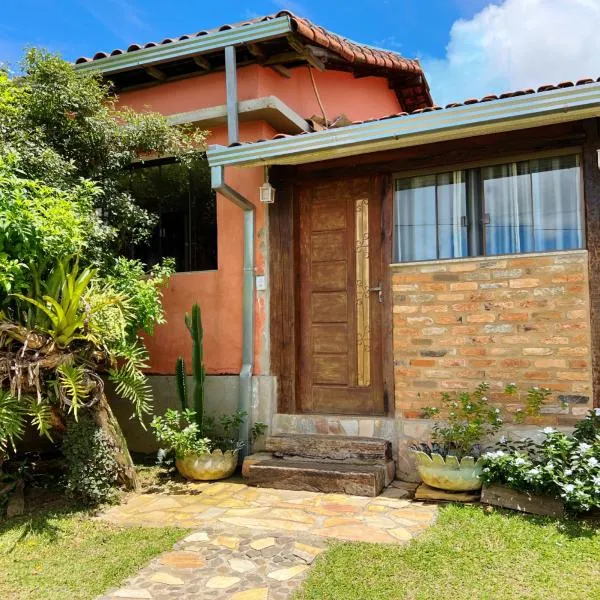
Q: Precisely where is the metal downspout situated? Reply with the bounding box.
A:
[211,165,254,458]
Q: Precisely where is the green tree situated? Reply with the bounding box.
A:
[0,50,206,492]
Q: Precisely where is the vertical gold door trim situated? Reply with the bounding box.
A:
[355,197,371,386]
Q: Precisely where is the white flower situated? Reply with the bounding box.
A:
[593,476,600,487]
[514,457,526,466]
[588,457,599,468]
[499,436,507,444]
[565,469,573,476]
[595,408,600,416]
[528,468,540,476]
[563,483,575,493]
[542,427,555,435]
[578,442,592,453]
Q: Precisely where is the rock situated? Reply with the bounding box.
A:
[415,484,480,503]
[292,542,324,564]
[183,531,209,543]
[149,572,184,585]
[249,537,276,550]
[230,588,269,600]
[6,480,24,518]
[267,565,309,581]
[159,551,205,569]
[206,576,240,589]
[229,558,256,573]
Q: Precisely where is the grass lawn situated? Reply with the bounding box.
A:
[0,494,187,600]
[297,504,600,600]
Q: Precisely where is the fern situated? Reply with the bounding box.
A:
[0,389,26,454]
[27,400,54,441]
[109,359,152,428]
[56,363,89,420]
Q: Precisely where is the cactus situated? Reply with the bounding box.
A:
[175,304,206,431]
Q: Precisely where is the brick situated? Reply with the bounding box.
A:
[483,324,513,334]
[450,281,478,291]
[509,278,540,288]
[499,312,529,322]
[534,359,567,368]
[523,347,554,356]
[437,292,465,301]
[557,371,590,381]
[566,309,586,319]
[410,359,435,367]
[467,313,496,323]
[448,262,478,272]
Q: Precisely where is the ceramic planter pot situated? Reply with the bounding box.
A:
[412,450,483,491]
[176,449,238,481]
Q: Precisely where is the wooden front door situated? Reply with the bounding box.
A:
[297,178,385,415]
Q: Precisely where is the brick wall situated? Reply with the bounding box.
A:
[392,250,593,426]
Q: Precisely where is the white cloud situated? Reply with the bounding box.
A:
[423,0,600,106]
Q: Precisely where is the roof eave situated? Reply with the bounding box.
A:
[207,83,600,168]
[74,16,293,75]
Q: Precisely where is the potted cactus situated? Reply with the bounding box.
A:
[151,304,265,481]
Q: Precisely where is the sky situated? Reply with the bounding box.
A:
[2,0,600,106]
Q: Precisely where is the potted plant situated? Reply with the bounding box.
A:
[412,383,549,492]
[151,304,266,481]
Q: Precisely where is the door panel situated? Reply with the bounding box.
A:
[298,178,385,416]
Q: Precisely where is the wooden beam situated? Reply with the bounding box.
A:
[247,42,267,60]
[287,35,326,71]
[583,118,600,408]
[271,65,292,78]
[263,51,303,66]
[192,55,211,71]
[145,66,165,81]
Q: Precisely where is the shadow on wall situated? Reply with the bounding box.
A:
[108,375,239,454]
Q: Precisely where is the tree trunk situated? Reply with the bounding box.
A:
[92,394,139,491]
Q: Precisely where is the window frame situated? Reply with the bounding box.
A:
[392,147,586,264]
[125,156,218,273]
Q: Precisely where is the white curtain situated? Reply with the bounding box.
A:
[483,162,533,255]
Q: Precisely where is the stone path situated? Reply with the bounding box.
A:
[99,480,438,600]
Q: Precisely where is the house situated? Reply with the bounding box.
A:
[77,12,599,493]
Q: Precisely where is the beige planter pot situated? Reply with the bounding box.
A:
[176,449,238,481]
[413,451,483,492]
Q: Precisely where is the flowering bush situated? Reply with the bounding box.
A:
[481,409,600,512]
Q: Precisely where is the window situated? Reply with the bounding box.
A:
[394,154,583,262]
[124,159,217,272]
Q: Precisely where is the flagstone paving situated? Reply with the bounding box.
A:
[99,480,437,600]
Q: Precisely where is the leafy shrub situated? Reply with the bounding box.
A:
[61,415,119,505]
[419,383,551,459]
[481,409,600,512]
[151,408,267,459]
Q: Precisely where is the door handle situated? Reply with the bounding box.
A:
[369,281,383,303]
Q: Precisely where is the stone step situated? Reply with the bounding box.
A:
[243,454,395,497]
[265,434,392,464]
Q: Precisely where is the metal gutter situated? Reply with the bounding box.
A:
[210,166,254,458]
[225,45,239,145]
[74,16,292,75]
[207,82,600,167]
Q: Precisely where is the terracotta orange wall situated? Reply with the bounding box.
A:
[139,121,273,375]
[119,64,401,122]
[118,64,401,375]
